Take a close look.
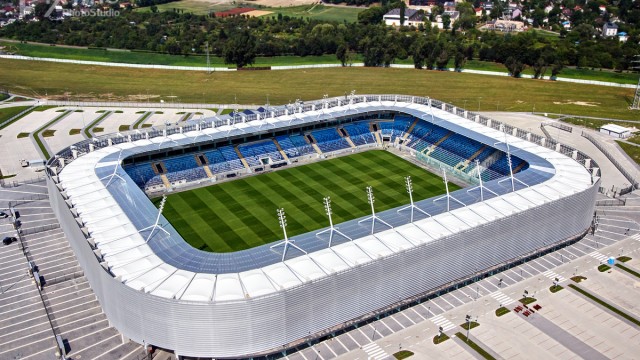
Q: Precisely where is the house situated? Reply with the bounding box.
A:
[602,22,618,37]
[511,8,521,19]
[544,5,553,13]
[618,32,628,42]
[599,5,606,13]
[562,20,571,29]
[443,1,456,11]
[484,19,525,32]
[383,8,425,27]
[599,124,632,139]
[475,7,483,17]
[435,10,460,29]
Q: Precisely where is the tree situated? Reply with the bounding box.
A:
[550,61,563,79]
[336,44,348,66]
[505,56,526,77]
[454,49,466,71]
[223,30,256,68]
[411,37,428,69]
[442,14,451,30]
[400,2,406,26]
[532,57,547,79]
[435,49,450,69]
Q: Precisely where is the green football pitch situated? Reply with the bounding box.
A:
[158,150,459,252]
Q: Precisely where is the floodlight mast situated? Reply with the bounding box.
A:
[433,168,466,211]
[139,195,170,243]
[358,186,393,234]
[466,160,498,201]
[316,196,352,247]
[270,208,307,261]
[496,133,528,191]
[397,176,430,222]
[99,148,126,187]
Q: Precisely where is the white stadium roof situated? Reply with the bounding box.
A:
[57,99,594,302]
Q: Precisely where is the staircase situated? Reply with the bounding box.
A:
[203,166,214,178]
[234,145,251,170]
[272,138,290,162]
[426,132,453,155]
[307,133,323,155]
[160,174,171,188]
[337,127,356,148]
[179,112,194,122]
[374,131,382,145]
[401,119,419,141]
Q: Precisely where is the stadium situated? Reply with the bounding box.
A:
[45,94,599,359]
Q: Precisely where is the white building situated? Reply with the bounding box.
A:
[383,8,425,27]
[602,22,618,37]
[599,124,632,138]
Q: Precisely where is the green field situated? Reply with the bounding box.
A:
[0,58,636,120]
[3,41,638,85]
[158,150,457,252]
[135,2,364,22]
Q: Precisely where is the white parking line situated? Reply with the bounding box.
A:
[346,332,362,347]
[438,295,457,309]
[15,345,57,360]
[409,307,426,321]
[69,333,120,359]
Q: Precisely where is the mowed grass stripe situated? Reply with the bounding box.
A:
[161,151,456,252]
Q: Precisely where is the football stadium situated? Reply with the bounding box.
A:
[45,95,599,358]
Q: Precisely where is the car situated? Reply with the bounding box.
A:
[3,236,17,245]
[0,211,8,218]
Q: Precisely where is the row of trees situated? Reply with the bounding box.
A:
[1,4,639,73]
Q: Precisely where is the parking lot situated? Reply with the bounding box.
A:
[0,181,145,360]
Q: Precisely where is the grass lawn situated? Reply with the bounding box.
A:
[519,296,537,305]
[460,321,480,330]
[455,332,496,360]
[84,111,112,138]
[433,333,450,344]
[616,141,640,165]
[0,41,349,67]
[617,256,632,262]
[0,59,636,120]
[571,275,587,283]
[615,263,640,279]
[598,264,611,272]
[495,307,510,317]
[69,128,81,135]
[0,105,32,130]
[550,285,564,293]
[155,150,457,252]
[119,125,130,132]
[568,284,640,326]
[393,350,414,359]
[17,132,29,138]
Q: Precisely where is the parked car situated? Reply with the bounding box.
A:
[3,236,17,245]
[0,211,8,218]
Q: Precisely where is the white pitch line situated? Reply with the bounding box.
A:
[68,334,121,359]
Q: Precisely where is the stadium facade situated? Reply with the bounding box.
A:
[46,95,599,358]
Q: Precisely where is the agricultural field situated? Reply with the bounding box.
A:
[157,150,456,252]
[0,58,635,120]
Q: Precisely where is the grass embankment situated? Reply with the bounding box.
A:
[433,333,450,344]
[568,284,640,326]
[0,59,636,120]
[550,285,564,293]
[154,150,458,252]
[455,332,496,360]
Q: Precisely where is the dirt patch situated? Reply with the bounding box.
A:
[243,9,273,16]
[553,101,600,107]
[127,94,161,101]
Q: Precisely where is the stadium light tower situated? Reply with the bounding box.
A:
[358,186,393,234]
[99,148,126,188]
[140,195,170,243]
[397,176,430,222]
[271,208,307,261]
[630,55,639,110]
[434,168,465,211]
[466,160,498,201]
[316,196,352,247]
[496,133,528,192]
